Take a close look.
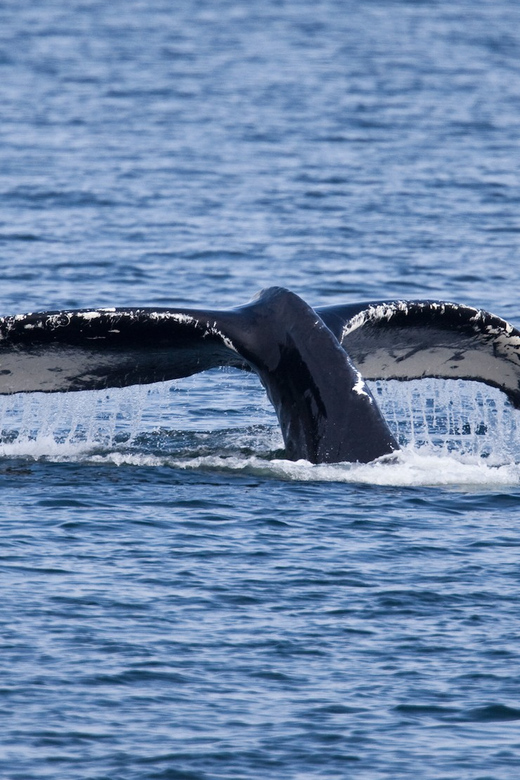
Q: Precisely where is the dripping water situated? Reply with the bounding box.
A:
[372,379,520,465]
[0,372,519,467]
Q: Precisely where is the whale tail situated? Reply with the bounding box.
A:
[0,287,519,463]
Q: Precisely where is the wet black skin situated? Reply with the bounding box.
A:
[0,287,519,463]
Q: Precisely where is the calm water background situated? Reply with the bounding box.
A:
[2,1,520,777]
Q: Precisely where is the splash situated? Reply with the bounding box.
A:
[0,373,519,487]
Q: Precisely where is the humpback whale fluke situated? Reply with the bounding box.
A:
[0,287,519,464]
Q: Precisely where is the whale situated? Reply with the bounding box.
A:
[0,286,519,463]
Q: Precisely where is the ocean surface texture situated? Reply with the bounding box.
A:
[2,1,520,778]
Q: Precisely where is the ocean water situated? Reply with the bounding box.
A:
[2,1,520,778]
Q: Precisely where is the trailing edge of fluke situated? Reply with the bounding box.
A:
[0,287,519,464]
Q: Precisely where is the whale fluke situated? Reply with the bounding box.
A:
[317,300,520,409]
[0,288,519,463]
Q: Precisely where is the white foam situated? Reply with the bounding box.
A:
[144,449,518,486]
[19,447,515,489]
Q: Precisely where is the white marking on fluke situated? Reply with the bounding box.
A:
[341,301,411,340]
[80,312,102,321]
[352,368,372,400]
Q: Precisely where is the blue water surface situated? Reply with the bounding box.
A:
[2,1,520,778]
